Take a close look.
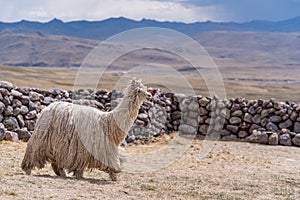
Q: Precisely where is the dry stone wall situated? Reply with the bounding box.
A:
[1,81,300,147]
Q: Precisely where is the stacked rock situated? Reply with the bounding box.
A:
[178,95,199,135]
[0,81,113,142]
[127,89,168,142]
[1,80,300,147]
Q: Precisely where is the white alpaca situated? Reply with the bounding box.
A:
[21,78,151,181]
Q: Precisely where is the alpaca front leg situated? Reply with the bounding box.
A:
[51,163,66,177]
[109,171,117,181]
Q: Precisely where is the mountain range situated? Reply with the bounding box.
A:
[1,16,300,40]
[0,17,299,68]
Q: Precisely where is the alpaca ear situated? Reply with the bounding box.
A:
[131,77,137,84]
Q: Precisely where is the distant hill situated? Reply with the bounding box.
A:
[0,33,98,67]
[1,31,299,68]
[1,16,300,40]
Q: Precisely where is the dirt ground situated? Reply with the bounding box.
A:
[0,138,300,200]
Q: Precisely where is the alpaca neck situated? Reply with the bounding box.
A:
[112,93,141,134]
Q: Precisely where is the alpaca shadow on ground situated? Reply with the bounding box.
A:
[33,174,110,185]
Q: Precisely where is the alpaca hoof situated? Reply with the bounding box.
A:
[51,163,66,177]
[109,172,117,181]
[73,171,84,179]
[25,169,31,175]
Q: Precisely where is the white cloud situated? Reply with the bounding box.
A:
[0,0,217,22]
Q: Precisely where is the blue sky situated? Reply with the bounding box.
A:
[0,0,300,23]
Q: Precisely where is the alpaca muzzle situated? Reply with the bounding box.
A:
[146,93,152,101]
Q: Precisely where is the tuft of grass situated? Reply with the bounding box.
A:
[4,191,18,196]
[140,184,156,191]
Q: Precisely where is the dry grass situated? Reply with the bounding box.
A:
[0,139,300,199]
[1,65,300,102]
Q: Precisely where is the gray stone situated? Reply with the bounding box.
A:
[12,99,22,107]
[292,134,300,146]
[217,102,225,108]
[25,110,37,120]
[42,96,54,105]
[279,133,292,146]
[137,113,149,121]
[229,117,242,124]
[222,134,238,141]
[13,107,21,116]
[220,129,231,136]
[187,118,199,127]
[179,124,197,134]
[294,122,300,133]
[11,89,22,98]
[15,128,31,142]
[0,102,5,114]
[2,95,11,106]
[290,111,298,121]
[25,120,35,131]
[5,131,19,141]
[126,135,136,143]
[3,116,19,130]
[248,106,256,114]
[247,130,268,144]
[238,130,248,138]
[199,107,208,116]
[28,101,41,111]
[205,118,214,125]
[213,122,224,132]
[188,111,198,118]
[252,114,261,124]
[261,109,271,119]
[227,125,239,133]
[199,124,209,135]
[266,122,278,131]
[269,115,282,123]
[279,119,293,129]
[171,111,181,121]
[0,81,14,90]
[268,132,279,145]
[4,106,13,116]
[231,110,243,117]
[243,113,252,123]
[282,114,289,121]
[29,91,40,101]
[199,97,210,107]
[207,131,221,139]
[188,100,199,111]
[249,124,261,134]
[0,126,5,140]
[0,114,3,122]
[220,108,230,119]
[20,95,30,105]
[17,114,25,128]
[231,103,240,112]
[174,93,185,104]
[20,105,29,115]
[260,118,268,127]
[274,102,283,110]
[0,88,9,96]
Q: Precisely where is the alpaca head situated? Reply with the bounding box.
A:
[129,78,152,102]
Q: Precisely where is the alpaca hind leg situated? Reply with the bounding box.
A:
[51,163,66,177]
[73,170,84,179]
